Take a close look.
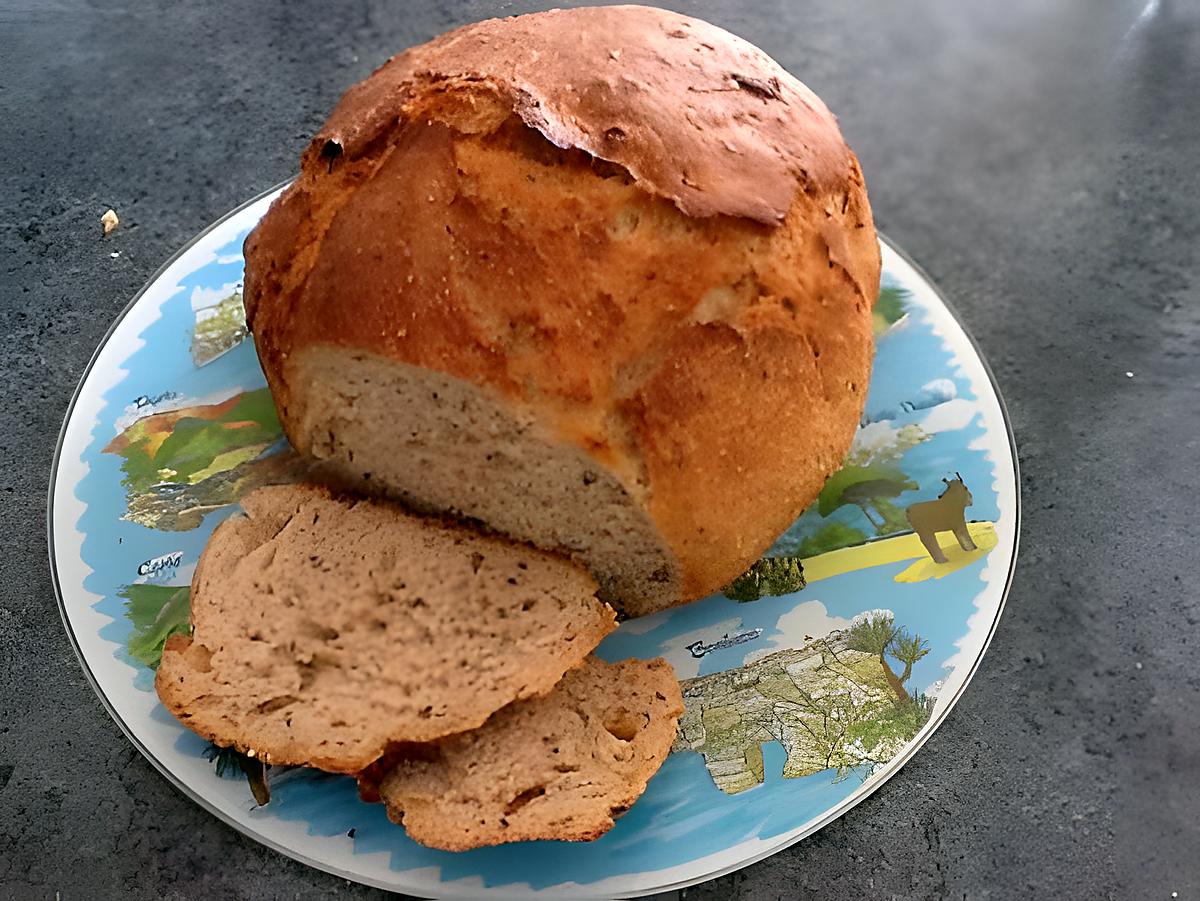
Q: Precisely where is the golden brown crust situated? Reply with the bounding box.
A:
[309,5,854,224]
[244,6,880,607]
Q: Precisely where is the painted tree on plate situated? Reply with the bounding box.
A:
[722,556,806,602]
[845,611,930,705]
[873,284,909,336]
[191,289,248,366]
[778,418,930,557]
[797,521,869,557]
[120,584,190,668]
[817,464,917,535]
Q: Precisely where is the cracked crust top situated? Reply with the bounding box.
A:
[307,4,858,225]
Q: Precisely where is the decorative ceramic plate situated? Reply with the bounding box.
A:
[50,186,1018,900]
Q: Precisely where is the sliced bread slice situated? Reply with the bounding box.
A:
[374,655,683,850]
[155,483,616,773]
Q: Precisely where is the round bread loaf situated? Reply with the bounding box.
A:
[243,5,881,616]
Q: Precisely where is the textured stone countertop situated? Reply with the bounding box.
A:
[3,0,1198,898]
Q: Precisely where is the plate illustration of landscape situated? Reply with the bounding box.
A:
[49,186,1019,900]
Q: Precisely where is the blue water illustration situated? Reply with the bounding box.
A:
[68,222,1009,892]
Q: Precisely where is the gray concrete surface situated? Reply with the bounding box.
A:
[2,0,1198,898]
